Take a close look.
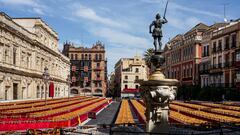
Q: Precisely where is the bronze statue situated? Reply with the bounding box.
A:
[149,0,168,52]
[149,14,167,52]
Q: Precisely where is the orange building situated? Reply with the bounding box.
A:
[62,41,107,96]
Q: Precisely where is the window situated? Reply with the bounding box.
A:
[81,54,84,60]
[97,63,100,67]
[213,42,216,52]
[71,54,74,59]
[225,36,229,49]
[236,51,240,62]
[232,34,236,47]
[99,54,102,60]
[218,40,222,51]
[135,85,139,89]
[135,76,139,80]
[125,76,128,80]
[125,85,128,89]
[85,54,88,60]
[95,82,98,87]
[75,54,78,60]
[95,54,98,60]
[89,54,91,60]
[135,68,139,73]
[13,48,16,65]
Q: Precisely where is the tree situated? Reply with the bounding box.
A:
[143,48,154,68]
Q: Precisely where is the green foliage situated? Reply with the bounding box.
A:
[177,85,240,101]
[143,48,154,68]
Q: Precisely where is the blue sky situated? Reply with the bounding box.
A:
[1,0,240,73]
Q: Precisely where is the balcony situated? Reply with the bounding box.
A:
[94,67,102,71]
[212,47,217,53]
[94,77,102,81]
[224,44,230,50]
[199,69,209,74]
[93,59,102,62]
[217,46,222,52]
[210,83,236,88]
[210,63,222,70]
[223,61,235,68]
[231,42,237,48]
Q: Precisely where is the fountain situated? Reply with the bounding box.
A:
[138,1,179,134]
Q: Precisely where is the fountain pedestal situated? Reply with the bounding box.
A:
[138,51,179,134]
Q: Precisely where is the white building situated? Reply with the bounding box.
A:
[114,55,148,98]
[0,12,70,100]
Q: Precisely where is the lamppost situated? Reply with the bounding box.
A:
[67,74,71,101]
[42,67,50,105]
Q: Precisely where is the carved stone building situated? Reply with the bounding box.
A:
[0,12,70,100]
[114,55,148,98]
[62,42,107,97]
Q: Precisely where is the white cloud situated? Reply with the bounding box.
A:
[0,0,47,15]
[170,2,222,19]
[32,8,44,15]
[0,0,36,6]
[141,0,221,18]
[92,27,151,49]
[106,47,145,72]
[168,16,201,30]
[73,4,128,29]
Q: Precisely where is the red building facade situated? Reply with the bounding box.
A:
[162,23,209,86]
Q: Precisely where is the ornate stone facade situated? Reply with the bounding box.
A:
[62,41,107,97]
[0,12,70,100]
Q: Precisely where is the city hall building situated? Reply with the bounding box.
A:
[0,12,70,100]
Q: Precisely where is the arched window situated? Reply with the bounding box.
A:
[89,54,92,60]
[95,54,98,60]
[81,54,84,60]
[41,86,44,98]
[85,54,88,60]
[75,54,78,60]
[37,86,40,98]
[99,54,102,60]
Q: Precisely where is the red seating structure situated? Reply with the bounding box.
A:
[0,96,112,131]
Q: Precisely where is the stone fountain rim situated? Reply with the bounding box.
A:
[137,79,179,86]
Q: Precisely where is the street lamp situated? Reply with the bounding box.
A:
[67,74,71,100]
[42,67,50,105]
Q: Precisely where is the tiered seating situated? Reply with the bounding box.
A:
[170,111,207,125]
[0,96,112,131]
[1,97,88,115]
[172,101,240,118]
[170,104,240,123]
[200,102,240,111]
[29,98,99,118]
[130,100,207,125]
[222,102,240,106]
[52,98,109,121]
[115,100,134,124]
[130,100,146,123]
[0,96,82,112]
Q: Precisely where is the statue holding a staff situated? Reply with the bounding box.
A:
[149,0,169,51]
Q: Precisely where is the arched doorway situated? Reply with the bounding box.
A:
[70,89,79,95]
